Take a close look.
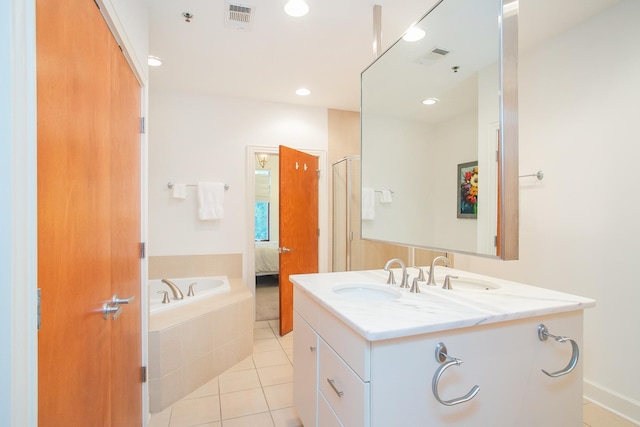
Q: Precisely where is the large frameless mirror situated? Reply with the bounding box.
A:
[361,0,519,259]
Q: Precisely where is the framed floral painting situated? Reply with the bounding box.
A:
[457,161,478,219]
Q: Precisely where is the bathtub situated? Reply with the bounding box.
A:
[149,275,231,314]
[148,274,253,412]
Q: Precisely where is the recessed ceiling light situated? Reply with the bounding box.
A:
[148,56,163,67]
[402,26,425,42]
[296,88,311,96]
[284,0,309,17]
[422,98,439,105]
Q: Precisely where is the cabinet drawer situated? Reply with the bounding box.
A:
[319,338,369,427]
[318,391,344,427]
[295,287,370,380]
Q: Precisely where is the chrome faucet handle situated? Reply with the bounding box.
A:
[410,277,421,293]
[187,282,197,297]
[414,266,426,281]
[157,290,171,304]
[442,275,458,290]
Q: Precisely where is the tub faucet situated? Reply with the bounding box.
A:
[161,279,184,300]
[427,256,451,286]
[383,258,408,288]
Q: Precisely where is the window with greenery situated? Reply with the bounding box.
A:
[255,202,269,241]
[255,170,271,241]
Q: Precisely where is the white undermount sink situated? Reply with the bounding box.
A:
[333,283,402,302]
[443,277,501,291]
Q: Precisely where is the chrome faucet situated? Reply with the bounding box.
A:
[383,258,408,288]
[161,278,184,300]
[426,256,451,286]
[410,267,426,293]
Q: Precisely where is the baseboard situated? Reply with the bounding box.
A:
[584,379,640,425]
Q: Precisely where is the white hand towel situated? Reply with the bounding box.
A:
[362,187,375,220]
[172,183,187,199]
[197,182,225,220]
[380,190,393,204]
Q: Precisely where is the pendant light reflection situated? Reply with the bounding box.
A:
[257,153,269,168]
[402,26,426,42]
[284,0,309,17]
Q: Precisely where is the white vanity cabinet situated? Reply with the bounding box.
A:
[293,286,586,427]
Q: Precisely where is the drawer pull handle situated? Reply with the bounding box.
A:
[327,378,344,397]
[310,346,317,352]
[432,342,480,406]
[537,324,580,378]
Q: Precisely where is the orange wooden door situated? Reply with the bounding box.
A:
[37,0,142,425]
[278,146,319,336]
[109,26,143,427]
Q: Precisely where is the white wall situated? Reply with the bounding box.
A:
[361,115,433,245]
[456,1,640,421]
[148,89,328,274]
[2,0,38,425]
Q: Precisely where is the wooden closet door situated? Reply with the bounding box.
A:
[109,24,143,427]
[37,0,142,425]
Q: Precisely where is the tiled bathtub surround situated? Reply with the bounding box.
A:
[148,253,242,280]
[149,278,253,412]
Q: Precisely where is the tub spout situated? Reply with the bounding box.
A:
[161,279,184,300]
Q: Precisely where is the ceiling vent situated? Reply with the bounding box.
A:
[416,47,452,66]
[225,2,254,30]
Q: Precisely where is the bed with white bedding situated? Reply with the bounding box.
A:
[255,241,279,276]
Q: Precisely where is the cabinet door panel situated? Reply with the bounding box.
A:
[293,311,318,427]
[370,311,583,427]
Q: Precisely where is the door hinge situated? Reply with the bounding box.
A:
[141,366,147,383]
[37,288,41,331]
[316,169,321,178]
[494,235,498,247]
[140,117,146,134]
[140,242,146,259]
[317,228,320,236]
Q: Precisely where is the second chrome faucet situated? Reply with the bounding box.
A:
[426,256,451,286]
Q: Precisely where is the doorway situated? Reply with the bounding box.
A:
[245,146,328,326]
[254,152,280,321]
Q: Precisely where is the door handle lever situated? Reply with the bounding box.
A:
[112,294,135,305]
[278,246,293,253]
[102,302,123,320]
[102,294,135,320]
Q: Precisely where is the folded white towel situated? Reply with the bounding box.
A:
[380,190,393,204]
[197,182,225,220]
[172,183,187,199]
[362,187,375,220]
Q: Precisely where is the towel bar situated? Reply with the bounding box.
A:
[167,182,229,191]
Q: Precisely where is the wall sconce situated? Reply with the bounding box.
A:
[257,154,269,168]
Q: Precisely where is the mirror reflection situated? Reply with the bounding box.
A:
[361,0,516,258]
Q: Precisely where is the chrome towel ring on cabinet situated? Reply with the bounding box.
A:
[537,324,579,378]
[432,342,480,406]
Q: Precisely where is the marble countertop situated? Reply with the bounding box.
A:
[290,268,595,341]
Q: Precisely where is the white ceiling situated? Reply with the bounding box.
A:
[148,0,620,113]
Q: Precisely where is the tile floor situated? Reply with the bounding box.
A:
[150,319,637,427]
[149,319,301,427]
